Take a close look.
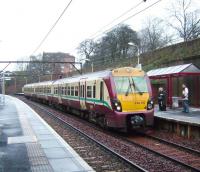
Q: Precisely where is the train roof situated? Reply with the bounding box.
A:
[53,70,111,85]
[24,67,144,87]
[24,80,54,87]
[24,69,112,87]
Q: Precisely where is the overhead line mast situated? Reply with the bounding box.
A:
[0,0,74,73]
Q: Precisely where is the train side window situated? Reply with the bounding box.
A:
[93,85,96,98]
[71,86,74,96]
[87,86,92,98]
[75,86,78,96]
[100,81,104,101]
[67,86,70,95]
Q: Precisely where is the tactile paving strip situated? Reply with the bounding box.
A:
[30,165,54,172]
[26,143,44,157]
[18,114,35,136]
[15,101,54,171]
[26,143,53,172]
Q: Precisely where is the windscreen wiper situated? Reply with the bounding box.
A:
[125,78,133,96]
[131,77,143,95]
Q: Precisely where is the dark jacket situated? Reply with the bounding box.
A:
[158,91,166,104]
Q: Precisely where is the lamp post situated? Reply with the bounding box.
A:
[128,42,141,69]
[0,72,5,105]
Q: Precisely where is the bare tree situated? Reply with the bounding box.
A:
[14,57,28,71]
[77,39,95,60]
[168,0,200,41]
[139,17,172,53]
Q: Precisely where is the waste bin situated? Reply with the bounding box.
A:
[172,97,181,108]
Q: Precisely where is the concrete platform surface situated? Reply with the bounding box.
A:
[154,105,200,126]
[0,95,94,172]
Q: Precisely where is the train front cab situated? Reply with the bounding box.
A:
[110,67,154,131]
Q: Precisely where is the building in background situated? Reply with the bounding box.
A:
[42,52,75,80]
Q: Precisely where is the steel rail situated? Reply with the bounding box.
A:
[123,137,200,172]
[144,133,200,155]
[21,97,199,172]
[28,101,147,172]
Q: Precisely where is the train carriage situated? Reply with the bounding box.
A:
[23,67,154,132]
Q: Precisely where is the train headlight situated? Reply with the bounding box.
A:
[116,106,121,111]
[147,99,154,110]
[114,102,118,106]
[112,99,122,112]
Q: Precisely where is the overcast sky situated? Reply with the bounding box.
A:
[0,0,200,71]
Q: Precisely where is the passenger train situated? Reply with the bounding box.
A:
[23,67,154,132]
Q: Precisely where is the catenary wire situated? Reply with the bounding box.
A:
[0,0,73,72]
[69,0,162,57]
[91,0,162,40]
[32,0,73,55]
[89,0,145,39]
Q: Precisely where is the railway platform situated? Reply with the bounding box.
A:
[0,95,94,172]
[154,106,200,139]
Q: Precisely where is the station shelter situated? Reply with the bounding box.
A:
[147,64,200,107]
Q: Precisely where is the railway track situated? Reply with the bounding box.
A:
[20,97,200,172]
[145,133,200,154]
[126,135,200,171]
[22,98,146,172]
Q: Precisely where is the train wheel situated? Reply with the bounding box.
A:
[98,116,107,129]
[80,111,84,118]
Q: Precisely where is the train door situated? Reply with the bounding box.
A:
[79,79,86,110]
[100,81,104,103]
[96,79,104,106]
[58,84,62,104]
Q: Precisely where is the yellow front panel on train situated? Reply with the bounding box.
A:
[117,93,149,112]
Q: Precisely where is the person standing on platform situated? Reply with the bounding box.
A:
[158,87,166,111]
[182,84,189,113]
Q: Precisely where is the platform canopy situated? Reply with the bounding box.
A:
[147,63,200,79]
[147,63,200,107]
